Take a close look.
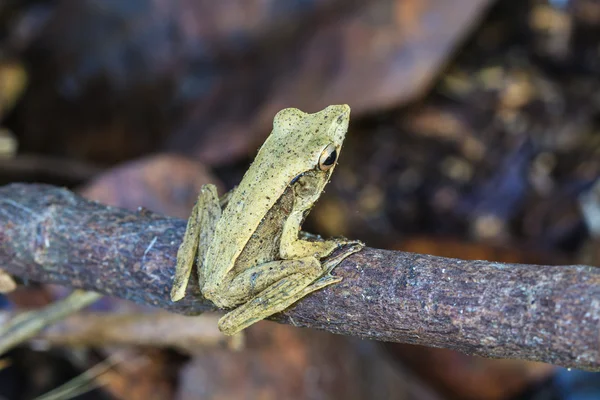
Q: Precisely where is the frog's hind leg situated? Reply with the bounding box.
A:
[217,242,364,335]
[217,257,337,335]
[171,184,221,302]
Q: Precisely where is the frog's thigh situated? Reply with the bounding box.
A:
[218,258,341,335]
[171,184,221,302]
[223,257,322,305]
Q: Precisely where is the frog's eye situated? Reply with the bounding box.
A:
[318,144,338,171]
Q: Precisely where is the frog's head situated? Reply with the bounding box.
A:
[272,104,350,179]
[268,105,351,212]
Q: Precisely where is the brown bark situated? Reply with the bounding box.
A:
[0,183,598,370]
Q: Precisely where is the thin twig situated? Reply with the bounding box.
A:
[34,352,125,400]
[0,290,102,354]
[0,183,599,370]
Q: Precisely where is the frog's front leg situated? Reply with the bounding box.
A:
[217,257,337,335]
[170,184,221,301]
[281,210,364,260]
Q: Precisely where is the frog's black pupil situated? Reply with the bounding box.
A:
[323,150,337,166]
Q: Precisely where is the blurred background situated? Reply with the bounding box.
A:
[0,0,599,399]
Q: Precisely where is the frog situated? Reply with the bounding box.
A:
[170,104,364,336]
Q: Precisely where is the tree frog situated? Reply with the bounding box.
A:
[170,104,364,335]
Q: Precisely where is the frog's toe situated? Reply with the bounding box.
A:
[321,241,363,274]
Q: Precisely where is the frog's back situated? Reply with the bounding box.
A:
[201,105,350,296]
[203,109,317,287]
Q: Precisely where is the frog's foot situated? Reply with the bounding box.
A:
[321,240,364,274]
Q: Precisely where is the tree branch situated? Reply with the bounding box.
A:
[1,183,598,370]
